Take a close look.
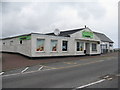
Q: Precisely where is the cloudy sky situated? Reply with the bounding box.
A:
[1,0,118,48]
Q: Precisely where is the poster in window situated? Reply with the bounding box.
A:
[77,42,84,51]
[80,42,83,51]
[36,39,44,51]
[51,40,57,51]
[62,41,68,51]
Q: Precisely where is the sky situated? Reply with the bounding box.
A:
[1,0,119,48]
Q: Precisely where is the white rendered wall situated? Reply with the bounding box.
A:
[31,29,101,57]
[109,43,114,50]
[0,40,2,52]
[101,41,113,52]
[31,34,82,57]
[70,28,101,55]
[2,37,31,57]
[2,28,103,57]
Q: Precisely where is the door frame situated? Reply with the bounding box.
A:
[85,43,90,55]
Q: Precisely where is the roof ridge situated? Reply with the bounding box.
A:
[93,31,104,34]
[46,28,85,35]
[60,28,85,32]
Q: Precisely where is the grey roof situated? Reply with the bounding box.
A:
[46,28,113,43]
[2,33,32,40]
[93,32,114,43]
[1,28,113,43]
[1,33,44,40]
[46,28,85,37]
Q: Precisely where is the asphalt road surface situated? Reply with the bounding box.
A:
[2,55,118,88]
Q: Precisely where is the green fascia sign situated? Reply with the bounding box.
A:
[82,31,93,38]
[19,35,31,40]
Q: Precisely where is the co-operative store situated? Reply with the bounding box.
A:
[1,27,113,58]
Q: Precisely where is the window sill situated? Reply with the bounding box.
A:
[50,51,58,53]
[62,51,68,52]
[92,50,97,52]
[36,51,45,53]
[76,51,84,52]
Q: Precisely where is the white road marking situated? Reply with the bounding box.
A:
[63,62,77,64]
[0,72,4,75]
[2,68,52,77]
[38,66,44,71]
[2,59,114,77]
[76,79,106,89]
[97,60,104,62]
[21,67,29,73]
[2,73,22,77]
[116,74,120,77]
[104,75,109,78]
[107,78,113,80]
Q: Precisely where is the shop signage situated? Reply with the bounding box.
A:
[19,35,31,40]
[82,31,93,38]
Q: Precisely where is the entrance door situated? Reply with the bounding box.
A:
[85,43,90,55]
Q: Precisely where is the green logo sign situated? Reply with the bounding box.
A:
[19,35,31,40]
[82,31,93,38]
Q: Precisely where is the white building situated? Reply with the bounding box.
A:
[1,27,114,58]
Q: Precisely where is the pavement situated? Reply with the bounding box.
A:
[1,52,118,88]
[2,52,117,71]
[2,54,117,75]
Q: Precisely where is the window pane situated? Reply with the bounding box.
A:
[20,40,22,44]
[92,43,97,51]
[62,41,68,51]
[77,42,80,51]
[3,42,5,45]
[77,42,84,51]
[10,41,13,45]
[109,43,113,47]
[51,40,57,51]
[36,39,45,51]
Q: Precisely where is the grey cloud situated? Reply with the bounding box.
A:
[57,2,106,19]
[0,3,2,38]
[1,2,117,48]
[2,2,106,37]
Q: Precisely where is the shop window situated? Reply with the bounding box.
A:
[62,41,68,51]
[36,39,45,51]
[51,40,57,51]
[76,42,84,51]
[92,43,97,51]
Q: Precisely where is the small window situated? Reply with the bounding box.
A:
[36,39,45,51]
[3,42,5,45]
[92,43,97,51]
[10,41,13,45]
[20,40,22,44]
[109,43,113,47]
[51,40,57,51]
[62,41,68,51]
[76,42,84,51]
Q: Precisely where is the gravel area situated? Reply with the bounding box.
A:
[1,52,118,71]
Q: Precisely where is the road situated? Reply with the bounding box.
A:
[2,54,118,88]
